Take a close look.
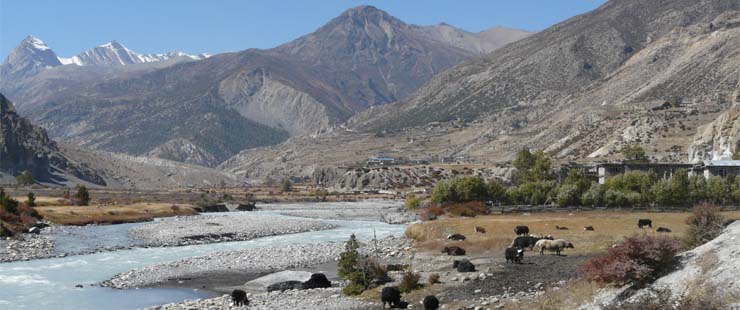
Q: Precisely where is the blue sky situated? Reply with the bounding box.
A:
[1,0,607,60]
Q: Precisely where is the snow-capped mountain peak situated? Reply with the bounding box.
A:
[24,36,52,51]
[60,40,208,66]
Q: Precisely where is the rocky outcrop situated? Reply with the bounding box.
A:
[585,221,740,309]
[219,70,333,136]
[146,138,219,167]
[311,166,514,190]
[0,93,104,185]
[688,81,740,163]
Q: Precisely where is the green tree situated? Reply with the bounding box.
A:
[280,177,292,192]
[556,184,581,207]
[581,183,605,206]
[452,176,488,202]
[26,192,36,208]
[338,234,372,295]
[513,148,537,173]
[15,170,34,186]
[405,193,421,210]
[75,185,90,206]
[652,179,674,206]
[621,144,648,162]
[688,175,708,204]
[707,177,729,206]
[487,180,507,204]
[431,180,455,204]
[734,152,740,160]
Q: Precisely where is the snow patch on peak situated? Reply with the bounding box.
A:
[24,36,51,51]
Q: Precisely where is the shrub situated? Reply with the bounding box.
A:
[367,258,391,284]
[405,193,421,210]
[398,271,421,293]
[26,192,36,208]
[428,273,441,285]
[684,202,725,248]
[582,235,683,286]
[280,177,292,192]
[16,170,34,186]
[75,185,90,206]
[419,204,445,221]
[444,201,487,217]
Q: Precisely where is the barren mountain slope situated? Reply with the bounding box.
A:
[2,6,528,167]
[226,0,740,178]
[351,0,740,127]
[0,94,104,185]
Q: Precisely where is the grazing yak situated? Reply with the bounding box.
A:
[381,286,407,309]
[555,225,568,230]
[453,259,475,272]
[514,226,530,235]
[447,233,466,241]
[638,219,653,229]
[442,246,466,256]
[656,227,672,233]
[535,239,574,256]
[231,289,249,307]
[474,226,486,234]
[505,247,524,264]
[511,235,553,250]
[423,295,440,310]
[302,273,332,289]
[584,226,594,231]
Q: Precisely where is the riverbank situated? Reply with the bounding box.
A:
[130,214,336,247]
[0,234,55,262]
[259,200,417,224]
[103,235,412,290]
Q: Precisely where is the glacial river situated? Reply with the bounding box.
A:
[0,207,407,310]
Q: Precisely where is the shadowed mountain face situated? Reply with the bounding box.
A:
[351,0,740,132]
[0,94,104,185]
[0,6,529,167]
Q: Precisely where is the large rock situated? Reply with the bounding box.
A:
[243,270,313,292]
[688,81,740,163]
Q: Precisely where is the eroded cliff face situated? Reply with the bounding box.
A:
[145,138,220,167]
[688,82,740,163]
[311,166,515,191]
[219,70,333,136]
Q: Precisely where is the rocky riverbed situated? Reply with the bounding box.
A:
[260,200,418,224]
[0,234,55,262]
[154,287,378,310]
[129,214,337,247]
[103,236,411,290]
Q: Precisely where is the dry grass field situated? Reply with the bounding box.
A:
[406,210,740,256]
[34,203,196,225]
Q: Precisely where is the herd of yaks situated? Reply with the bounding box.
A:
[442,218,672,265]
[225,218,673,309]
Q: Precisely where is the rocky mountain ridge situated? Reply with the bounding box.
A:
[0,93,104,185]
[1,6,529,167]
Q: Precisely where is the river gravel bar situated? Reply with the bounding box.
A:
[129,214,336,247]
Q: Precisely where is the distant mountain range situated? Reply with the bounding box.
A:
[0,6,530,167]
[222,0,740,180]
[1,36,207,80]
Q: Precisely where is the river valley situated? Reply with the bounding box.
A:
[0,202,407,310]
